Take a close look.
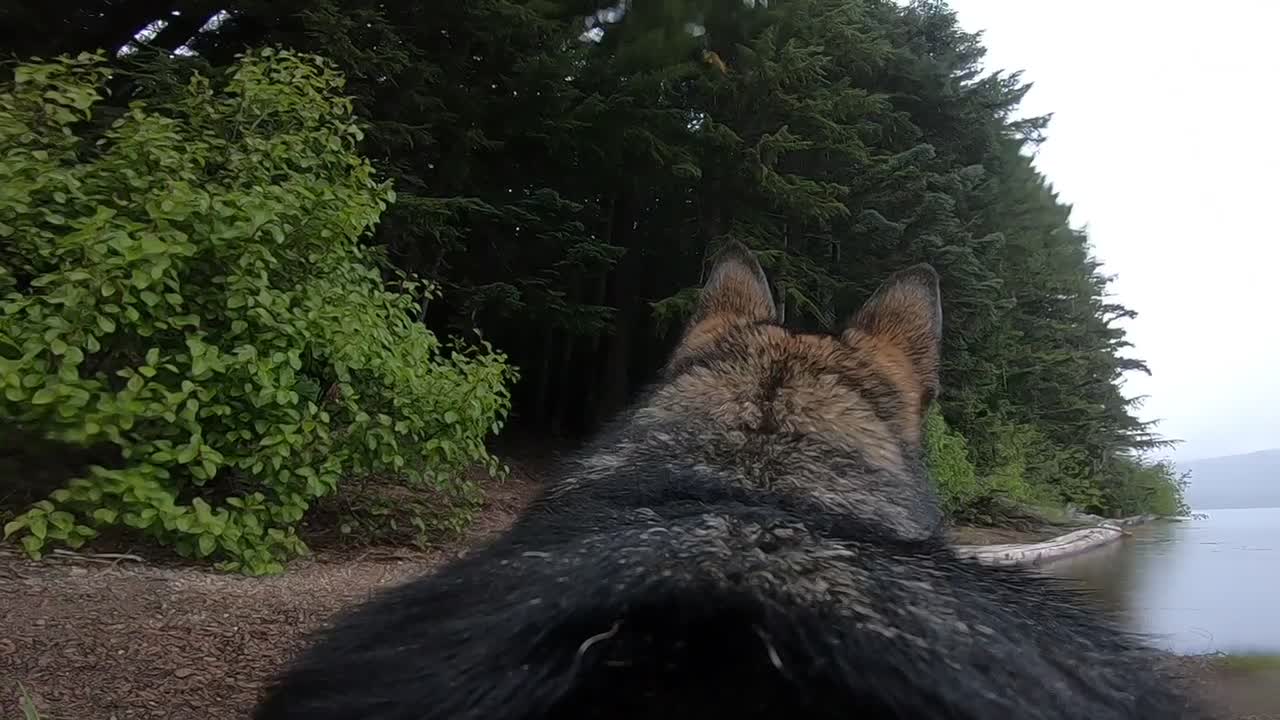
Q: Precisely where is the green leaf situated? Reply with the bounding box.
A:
[21,535,44,558]
[28,514,47,540]
[49,511,75,531]
[0,50,519,575]
[3,518,26,538]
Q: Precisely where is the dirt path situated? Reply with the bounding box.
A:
[0,475,541,720]
[2,473,1275,719]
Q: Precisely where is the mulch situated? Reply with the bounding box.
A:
[0,473,541,720]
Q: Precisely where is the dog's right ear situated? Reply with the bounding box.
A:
[671,243,776,361]
[841,264,943,414]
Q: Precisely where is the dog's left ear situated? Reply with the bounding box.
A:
[842,264,943,409]
[692,242,777,325]
[668,242,776,365]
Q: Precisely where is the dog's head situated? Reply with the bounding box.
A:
[663,243,940,447]
[639,243,943,537]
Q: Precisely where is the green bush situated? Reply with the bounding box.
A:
[1103,456,1189,517]
[984,422,1080,508]
[930,412,1187,520]
[927,412,1079,518]
[0,50,515,574]
[924,406,982,515]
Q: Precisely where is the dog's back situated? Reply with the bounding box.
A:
[256,245,1202,720]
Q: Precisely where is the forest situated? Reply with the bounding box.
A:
[0,0,1187,572]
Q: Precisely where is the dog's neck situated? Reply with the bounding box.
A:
[555,405,944,542]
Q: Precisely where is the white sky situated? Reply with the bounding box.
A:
[946,1,1280,461]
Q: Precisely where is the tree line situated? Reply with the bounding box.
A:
[2,0,1187,543]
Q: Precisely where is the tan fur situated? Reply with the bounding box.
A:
[846,267,942,413]
[693,257,775,325]
[659,326,907,469]
[669,315,743,368]
[607,245,947,540]
[662,251,940,468]
[841,328,928,442]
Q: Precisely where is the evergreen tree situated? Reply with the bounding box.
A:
[2,0,1185,517]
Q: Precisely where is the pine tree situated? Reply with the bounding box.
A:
[4,0,1184,516]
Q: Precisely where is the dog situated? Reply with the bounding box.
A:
[255,243,1202,719]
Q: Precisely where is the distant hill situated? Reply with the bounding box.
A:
[1179,449,1280,510]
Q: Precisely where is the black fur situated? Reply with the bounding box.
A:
[255,257,1202,720]
[255,428,1201,720]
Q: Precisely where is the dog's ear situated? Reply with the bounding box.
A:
[692,242,777,326]
[670,243,777,361]
[842,264,943,410]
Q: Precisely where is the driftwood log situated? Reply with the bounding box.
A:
[956,514,1158,567]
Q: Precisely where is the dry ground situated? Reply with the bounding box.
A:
[0,474,540,720]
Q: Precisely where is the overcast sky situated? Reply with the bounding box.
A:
[945,1,1279,462]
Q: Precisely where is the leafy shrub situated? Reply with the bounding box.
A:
[927,411,1082,518]
[982,421,1073,507]
[1103,456,1189,518]
[0,50,515,574]
[923,405,981,515]
[931,412,1186,520]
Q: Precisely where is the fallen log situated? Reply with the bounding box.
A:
[955,526,1125,567]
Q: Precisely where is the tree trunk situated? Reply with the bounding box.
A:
[700,178,725,250]
[593,189,639,426]
[598,297,633,423]
[549,327,577,436]
[531,327,555,428]
[776,221,789,323]
[581,193,617,425]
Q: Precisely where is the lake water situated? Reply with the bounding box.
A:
[1045,507,1280,655]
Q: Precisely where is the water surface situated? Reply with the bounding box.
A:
[1045,507,1280,654]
